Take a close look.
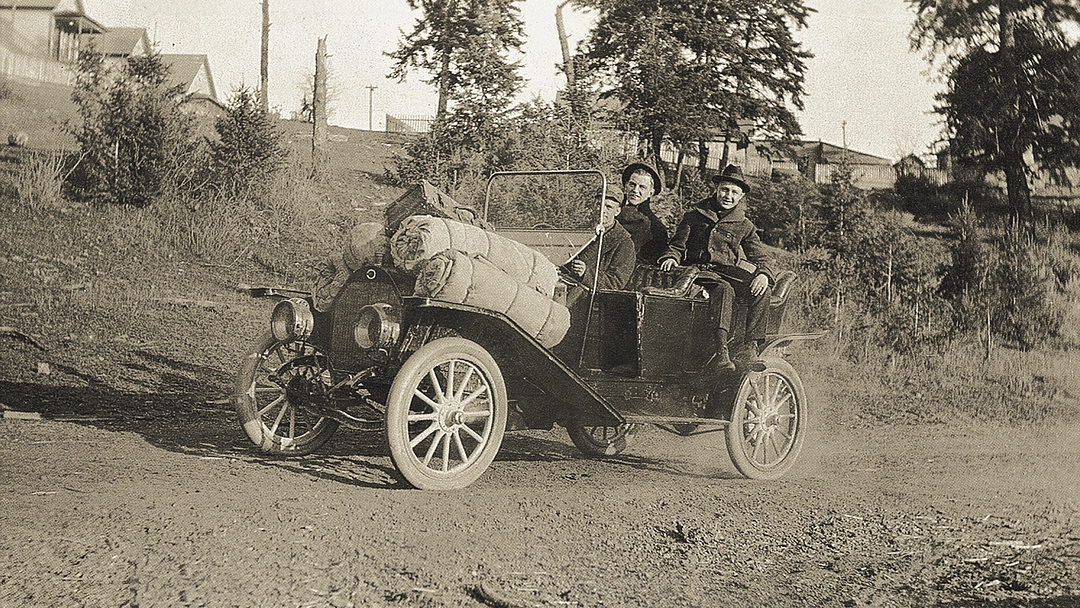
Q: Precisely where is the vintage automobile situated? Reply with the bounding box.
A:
[232,170,822,490]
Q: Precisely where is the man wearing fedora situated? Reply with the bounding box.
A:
[658,164,774,372]
[617,162,669,264]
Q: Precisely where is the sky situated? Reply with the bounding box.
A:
[80,0,943,161]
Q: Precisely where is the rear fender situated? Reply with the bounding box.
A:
[763,331,827,353]
[399,298,623,429]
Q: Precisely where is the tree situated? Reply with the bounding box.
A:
[69,49,197,206]
[575,0,812,180]
[909,0,1080,229]
[210,86,286,197]
[312,36,330,183]
[387,0,525,122]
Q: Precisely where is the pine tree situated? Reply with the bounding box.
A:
[387,0,525,123]
[909,0,1080,230]
[576,0,812,177]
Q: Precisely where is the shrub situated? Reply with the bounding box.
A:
[893,172,953,219]
[210,86,287,198]
[940,205,1064,349]
[67,49,200,206]
[748,172,822,252]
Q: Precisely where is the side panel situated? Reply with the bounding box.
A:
[588,289,720,380]
[401,302,624,429]
[640,294,715,377]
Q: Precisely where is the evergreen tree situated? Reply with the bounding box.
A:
[387,0,525,123]
[211,86,287,197]
[69,50,196,206]
[909,0,1080,230]
[575,0,812,178]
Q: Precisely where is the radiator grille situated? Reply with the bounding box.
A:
[328,269,406,372]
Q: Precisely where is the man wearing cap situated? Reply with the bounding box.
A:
[561,192,637,307]
[658,164,773,372]
[617,162,669,264]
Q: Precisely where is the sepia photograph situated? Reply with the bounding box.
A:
[1,1,1078,606]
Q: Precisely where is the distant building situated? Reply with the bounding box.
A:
[160,54,224,118]
[661,137,898,190]
[0,0,104,62]
[84,26,152,64]
[1,3,224,126]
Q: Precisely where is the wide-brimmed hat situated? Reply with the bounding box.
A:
[621,162,662,196]
[712,164,750,194]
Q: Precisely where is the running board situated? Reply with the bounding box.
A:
[622,414,729,426]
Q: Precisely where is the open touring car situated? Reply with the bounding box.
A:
[233,170,822,490]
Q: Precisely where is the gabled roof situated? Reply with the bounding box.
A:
[160,54,218,102]
[0,0,69,8]
[84,27,151,57]
[1,0,107,33]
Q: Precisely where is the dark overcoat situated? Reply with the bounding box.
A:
[616,200,668,264]
[660,198,773,280]
[564,220,636,291]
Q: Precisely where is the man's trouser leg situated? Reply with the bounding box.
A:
[737,280,772,355]
[709,279,736,369]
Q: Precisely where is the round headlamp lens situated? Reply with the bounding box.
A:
[271,298,314,341]
[353,303,399,351]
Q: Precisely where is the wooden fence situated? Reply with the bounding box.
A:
[0,46,73,87]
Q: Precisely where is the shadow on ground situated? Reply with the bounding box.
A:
[1,344,738,487]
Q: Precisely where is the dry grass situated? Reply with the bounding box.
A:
[13,151,66,211]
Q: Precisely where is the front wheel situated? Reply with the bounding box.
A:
[233,332,340,455]
[725,357,808,480]
[385,338,508,490]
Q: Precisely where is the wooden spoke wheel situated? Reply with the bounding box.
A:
[385,338,507,490]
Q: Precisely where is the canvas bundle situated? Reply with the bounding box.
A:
[413,250,570,348]
[390,215,558,297]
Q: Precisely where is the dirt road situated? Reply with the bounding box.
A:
[2,365,1078,607]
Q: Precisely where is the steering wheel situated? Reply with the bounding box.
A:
[531,222,556,229]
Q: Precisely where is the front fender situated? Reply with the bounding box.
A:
[399,298,623,429]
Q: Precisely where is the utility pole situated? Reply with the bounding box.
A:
[260,0,269,112]
[312,36,329,182]
[366,85,377,131]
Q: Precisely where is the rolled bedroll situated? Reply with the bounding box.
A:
[413,249,571,348]
[390,215,559,297]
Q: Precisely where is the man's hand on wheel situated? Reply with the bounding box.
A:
[659,258,677,272]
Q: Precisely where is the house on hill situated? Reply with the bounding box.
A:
[661,137,898,190]
[160,54,224,118]
[0,0,104,63]
[0,0,104,86]
[83,26,152,64]
[1,1,225,136]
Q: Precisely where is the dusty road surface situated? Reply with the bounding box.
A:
[2,345,1078,608]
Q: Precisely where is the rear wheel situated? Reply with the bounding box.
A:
[233,332,339,455]
[567,421,634,457]
[385,338,507,490]
[725,357,807,480]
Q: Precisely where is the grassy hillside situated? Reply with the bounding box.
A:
[0,76,78,151]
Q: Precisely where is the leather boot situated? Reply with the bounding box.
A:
[737,340,766,372]
[713,343,735,371]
